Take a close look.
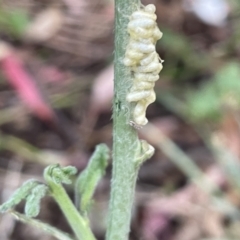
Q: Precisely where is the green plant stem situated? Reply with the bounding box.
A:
[106,0,143,240]
[45,173,96,240]
[9,210,74,240]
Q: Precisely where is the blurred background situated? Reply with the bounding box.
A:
[1,0,240,239]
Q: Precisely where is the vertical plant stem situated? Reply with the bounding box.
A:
[106,0,141,239]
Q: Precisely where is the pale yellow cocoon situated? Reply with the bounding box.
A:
[123,4,163,127]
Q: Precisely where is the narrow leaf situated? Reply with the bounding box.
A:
[75,144,110,213]
[25,184,48,217]
[0,180,39,212]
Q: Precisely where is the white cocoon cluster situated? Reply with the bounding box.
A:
[123,4,163,127]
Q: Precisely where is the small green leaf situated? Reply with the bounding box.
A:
[75,144,110,214]
[25,184,48,217]
[0,180,39,213]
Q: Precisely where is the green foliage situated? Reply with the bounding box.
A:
[25,184,48,217]
[75,144,110,214]
[0,180,39,213]
[0,180,48,218]
[0,8,29,38]
[186,63,240,121]
[0,155,108,240]
[44,164,77,185]
[44,164,97,240]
